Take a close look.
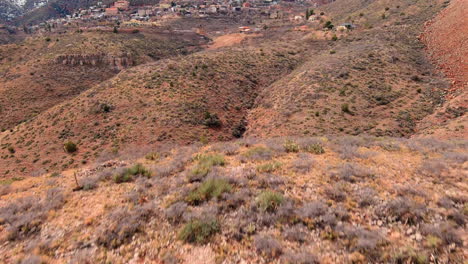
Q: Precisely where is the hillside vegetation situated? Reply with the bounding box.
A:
[0,136,466,263]
[0,29,206,131]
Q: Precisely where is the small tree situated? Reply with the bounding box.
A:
[113,27,118,33]
[64,141,78,153]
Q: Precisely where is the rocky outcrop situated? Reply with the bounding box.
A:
[54,53,134,70]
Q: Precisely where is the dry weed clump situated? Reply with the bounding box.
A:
[95,202,158,248]
[0,188,65,241]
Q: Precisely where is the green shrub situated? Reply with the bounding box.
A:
[331,35,338,41]
[64,141,77,153]
[257,191,284,212]
[341,103,352,114]
[243,147,272,160]
[145,152,159,161]
[7,146,15,154]
[113,164,151,183]
[284,140,299,153]
[178,218,220,244]
[203,112,222,128]
[304,143,325,154]
[190,154,226,178]
[257,161,282,173]
[186,178,232,204]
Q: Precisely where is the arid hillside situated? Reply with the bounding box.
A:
[1,0,464,178]
[247,0,450,138]
[0,39,304,176]
[0,29,206,131]
[416,0,467,138]
[0,136,466,263]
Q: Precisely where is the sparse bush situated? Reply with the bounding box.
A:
[257,191,284,212]
[165,202,188,224]
[145,152,159,161]
[418,159,448,177]
[232,120,247,138]
[281,251,319,264]
[209,142,239,156]
[64,141,77,153]
[331,163,374,183]
[190,154,226,180]
[338,225,386,257]
[242,146,273,161]
[257,161,282,173]
[96,203,156,248]
[81,176,99,190]
[421,223,462,246]
[291,154,314,173]
[0,188,64,241]
[357,187,377,207]
[7,146,15,154]
[380,197,427,225]
[447,211,465,226]
[203,112,222,128]
[186,178,232,205]
[341,103,351,114]
[282,224,307,243]
[284,140,299,153]
[303,143,324,154]
[325,183,347,202]
[178,218,220,244]
[253,234,283,258]
[297,201,328,220]
[113,164,151,183]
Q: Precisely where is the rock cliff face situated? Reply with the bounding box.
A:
[54,53,134,70]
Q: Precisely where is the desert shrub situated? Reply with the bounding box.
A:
[81,176,99,190]
[357,187,377,207]
[96,203,156,248]
[253,234,283,258]
[379,197,427,225]
[281,251,319,264]
[203,112,222,128]
[20,255,43,264]
[0,188,64,241]
[297,201,328,220]
[291,154,314,173]
[257,161,282,173]
[341,103,351,114]
[418,159,448,177]
[113,164,151,183]
[64,141,77,153]
[421,223,462,246]
[436,196,454,209]
[186,178,232,205]
[282,224,307,243]
[396,185,426,198]
[447,211,465,226]
[303,143,325,154]
[190,154,226,180]
[209,142,239,156]
[257,191,284,212]
[242,146,273,161]
[178,218,220,244]
[284,140,300,153]
[325,183,347,202]
[145,152,159,161]
[331,163,374,183]
[165,202,188,224]
[391,247,428,264]
[443,152,468,164]
[338,225,386,257]
[232,120,247,138]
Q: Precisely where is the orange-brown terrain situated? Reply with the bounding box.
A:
[0,0,466,263]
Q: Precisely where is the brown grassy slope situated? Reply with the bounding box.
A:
[0,137,466,263]
[246,0,450,138]
[0,42,304,177]
[0,29,205,131]
[416,0,467,138]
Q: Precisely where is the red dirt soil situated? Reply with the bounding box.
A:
[420,0,468,94]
